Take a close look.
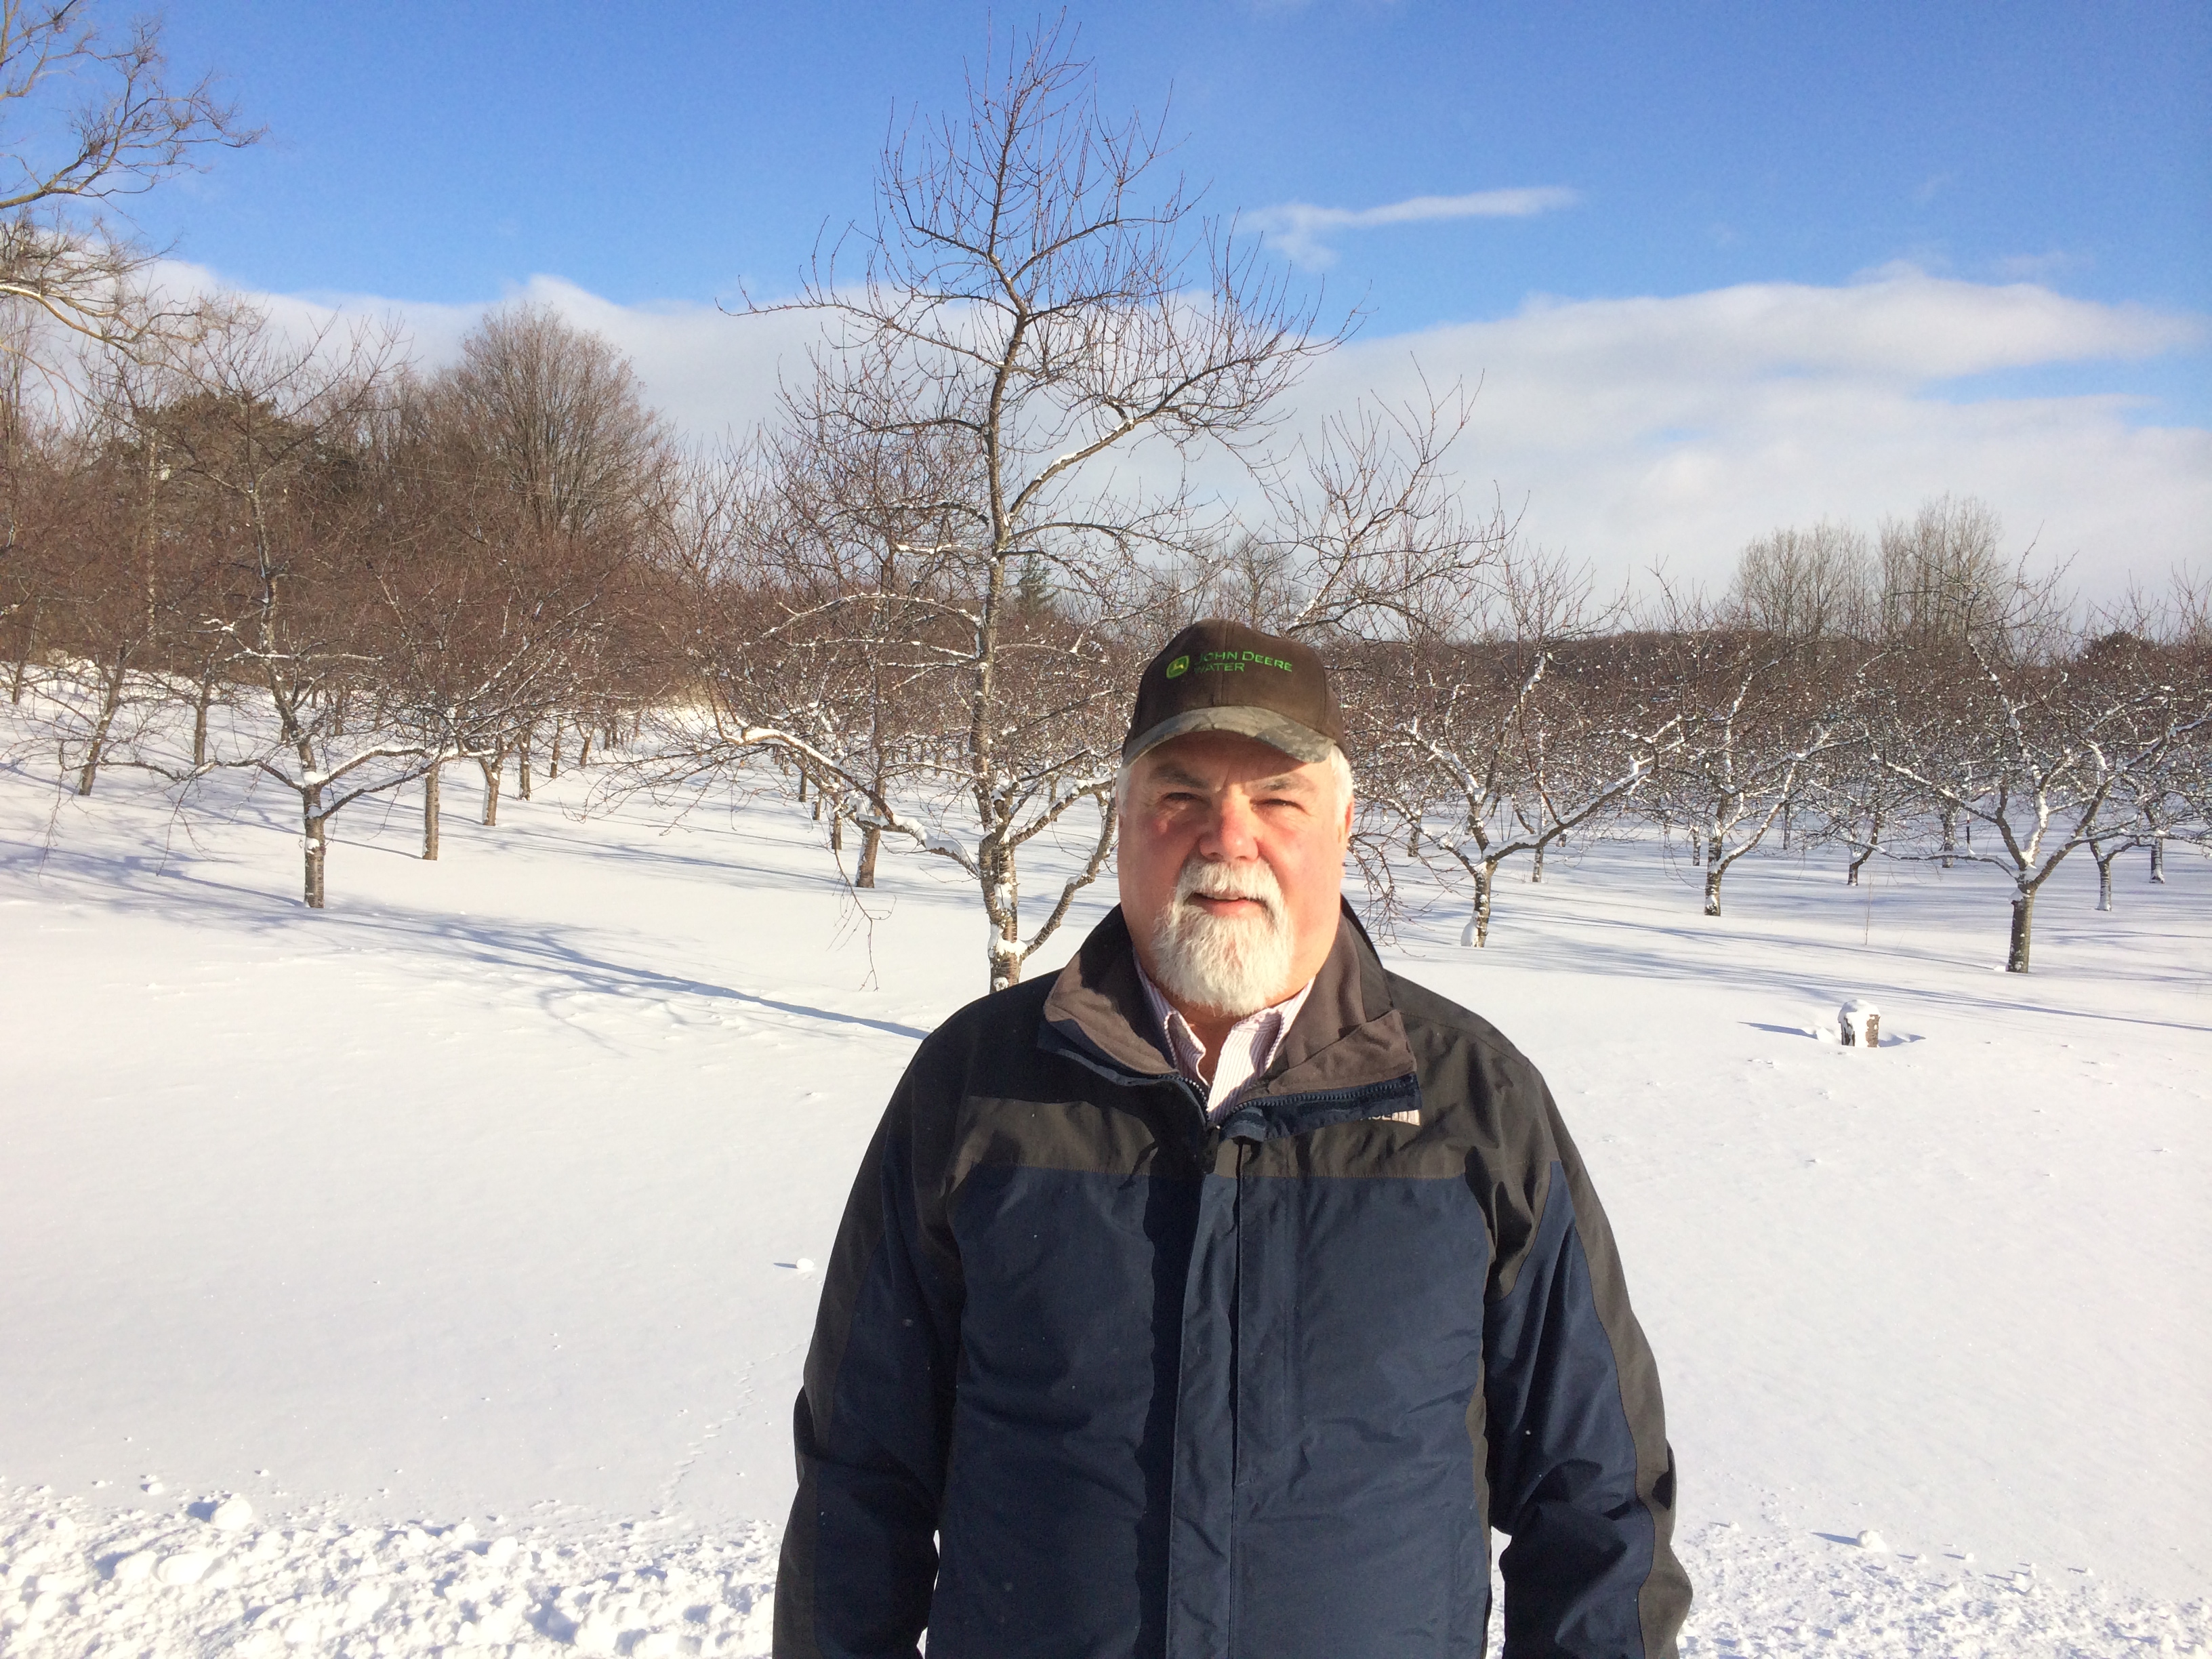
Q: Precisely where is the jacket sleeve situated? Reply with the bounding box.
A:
[774,1057,964,1659]
[1481,1068,1691,1659]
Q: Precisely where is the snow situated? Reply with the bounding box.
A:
[2,1497,778,1655]
[3,747,2208,1655]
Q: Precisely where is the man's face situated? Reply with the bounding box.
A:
[1118,729,1353,1018]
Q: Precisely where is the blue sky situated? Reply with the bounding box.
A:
[125,1,2212,595]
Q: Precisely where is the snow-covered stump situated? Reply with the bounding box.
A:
[1839,999,1881,1048]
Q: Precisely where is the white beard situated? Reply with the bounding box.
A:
[1145,857,1295,1019]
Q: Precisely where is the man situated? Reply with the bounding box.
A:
[775,619,1690,1658]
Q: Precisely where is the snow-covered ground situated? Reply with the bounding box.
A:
[3,746,2207,1656]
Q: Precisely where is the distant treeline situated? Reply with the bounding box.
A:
[2,298,2201,981]
[4,15,2205,983]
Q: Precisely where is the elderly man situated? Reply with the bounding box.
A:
[775,619,1690,1658]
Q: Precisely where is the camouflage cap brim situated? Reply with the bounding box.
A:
[1120,705,1338,766]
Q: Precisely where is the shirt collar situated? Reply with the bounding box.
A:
[1133,957,1316,1120]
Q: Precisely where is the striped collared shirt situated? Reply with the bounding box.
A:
[1135,962,1314,1122]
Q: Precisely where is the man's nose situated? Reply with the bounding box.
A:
[1199,791,1261,861]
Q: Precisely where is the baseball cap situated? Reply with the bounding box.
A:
[1122,618,1346,765]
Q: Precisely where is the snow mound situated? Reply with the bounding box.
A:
[1673,1521,2210,1659]
[1,1488,778,1658]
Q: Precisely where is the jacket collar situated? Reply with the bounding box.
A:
[1040,899,1417,1105]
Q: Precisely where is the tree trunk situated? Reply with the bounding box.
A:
[7,602,35,703]
[982,840,1022,993]
[1530,839,1546,884]
[304,808,328,909]
[856,823,882,888]
[2095,849,2117,913]
[1940,805,1957,869]
[1406,822,1421,856]
[548,716,563,780]
[1704,863,1724,918]
[830,811,843,853]
[423,762,441,860]
[75,678,126,795]
[192,674,216,767]
[1846,807,1881,887]
[1462,862,1496,947]
[2006,886,2034,973]
[577,727,594,769]
[2150,838,2165,884]
[516,729,533,801]
[479,751,503,827]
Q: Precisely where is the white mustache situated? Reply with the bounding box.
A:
[1174,858,1284,922]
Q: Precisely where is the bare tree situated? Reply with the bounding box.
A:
[1878,494,2011,655]
[1369,548,1673,945]
[0,2,256,349]
[1865,563,2203,970]
[443,302,672,539]
[409,308,673,830]
[151,304,413,907]
[1647,590,1837,918]
[2087,575,2212,890]
[1728,520,1875,646]
[668,22,1341,991]
[35,331,241,792]
[1258,385,1508,640]
[368,363,645,857]
[0,333,82,716]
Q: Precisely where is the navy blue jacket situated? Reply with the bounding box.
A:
[776,905,1689,1657]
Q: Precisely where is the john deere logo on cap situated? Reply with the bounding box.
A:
[1164,655,1189,678]
[1195,649,1293,674]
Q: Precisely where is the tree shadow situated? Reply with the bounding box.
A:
[1,820,933,1043]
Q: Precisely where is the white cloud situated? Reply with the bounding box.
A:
[148,263,813,438]
[1245,186,1579,268]
[163,262,2210,609]
[1288,270,2209,602]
